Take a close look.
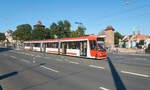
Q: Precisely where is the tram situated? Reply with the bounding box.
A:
[24,35,106,59]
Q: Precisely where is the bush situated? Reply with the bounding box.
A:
[145,44,150,54]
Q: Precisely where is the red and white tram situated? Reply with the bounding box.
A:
[24,35,107,59]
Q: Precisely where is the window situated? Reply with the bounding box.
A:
[90,40,97,50]
[68,41,80,49]
[46,42,58,48]
[24,43,30,46]
[34,43,40,47]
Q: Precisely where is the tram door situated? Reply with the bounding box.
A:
[40,43,46,52]
[80,41,87,56]
[89,40,98,58]
[30,43,33,51]
[62,42,67,54]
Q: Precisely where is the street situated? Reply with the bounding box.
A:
[0,48,150,90]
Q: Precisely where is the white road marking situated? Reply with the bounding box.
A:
[35,55,41,57]
[33,60,36,63]
[21,59,30,63]
[89,65,105,69]
[121,71,149,78]
[99,87,109,90]
[41,66,59,73]
[10,56,17,59]
[69,61,79,64]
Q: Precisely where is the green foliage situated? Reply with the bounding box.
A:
[139,40,145,45]
[49,20,71,39]
[145,44,150,54]
[136,40,145,49]
[50,23,57,39]
[76,26,86,37]
[71,30,78,37]
[13,24,32,41]
[114,32,123,45]
[122,42,126,48]
[0,33,6,41]
[32,26,50,40]
[12,20,86,41]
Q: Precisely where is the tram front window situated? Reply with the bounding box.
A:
[98,43,105,51]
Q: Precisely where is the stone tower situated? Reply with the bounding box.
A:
[104,26,115,49]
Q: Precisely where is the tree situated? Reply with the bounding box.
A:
[71,30,78,37]
[44,28,51,39]
[32,26,46,40]
[122,42,126,48]
[13,24,32,41]
[50,23,58,39]
[76,26,86,37]
[64,20,71,37]
[136,40,145,49]
[114,32,123,45]
[0,33,6,41]
[50,20,72,39]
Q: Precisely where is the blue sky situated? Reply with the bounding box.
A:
[0,0,150,35]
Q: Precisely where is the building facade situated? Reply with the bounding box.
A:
[120,31,150,49]
[98,26,115,49]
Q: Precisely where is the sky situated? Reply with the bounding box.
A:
[0,0,150,35]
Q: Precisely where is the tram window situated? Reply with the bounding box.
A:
[47,42,58,48]
[68,41,80,49]
[90,40,97,50]
[34,43,40,47]
[25,43,30,46]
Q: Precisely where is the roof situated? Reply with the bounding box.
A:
[135,35,150,40]
[122,35,150,41]
[105,26,115,31]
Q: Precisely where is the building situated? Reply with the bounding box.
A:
[98,26,115,49]
[5,30,14,43]
[120,31,150,49]
[34,20,45,29]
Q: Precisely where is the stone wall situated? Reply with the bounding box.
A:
[118,48,144,54]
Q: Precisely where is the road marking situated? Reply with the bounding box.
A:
[35,55,41,57]
[21,59,30,63]
[41,66,59,73]
[33,60,36,63]
[10,56,17,59]
[99,87,109,90]
[89,65,105,69]
[69,61,79,64]
[121,71,149,78]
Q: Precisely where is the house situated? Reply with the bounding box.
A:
[120,31,150,49]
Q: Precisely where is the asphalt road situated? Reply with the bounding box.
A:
[0,48,150,90]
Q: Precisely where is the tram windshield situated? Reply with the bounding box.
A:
[98,43,105,51]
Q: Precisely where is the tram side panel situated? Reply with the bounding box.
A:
[32,43,41,52]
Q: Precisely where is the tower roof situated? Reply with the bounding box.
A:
[105,26,115,31]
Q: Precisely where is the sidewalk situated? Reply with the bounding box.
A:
[107,52,150,56]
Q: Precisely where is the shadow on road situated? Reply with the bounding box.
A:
[0,71,18,90]
[107,57,126,90]
[0,48,13,52]
[0,71,18,80]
